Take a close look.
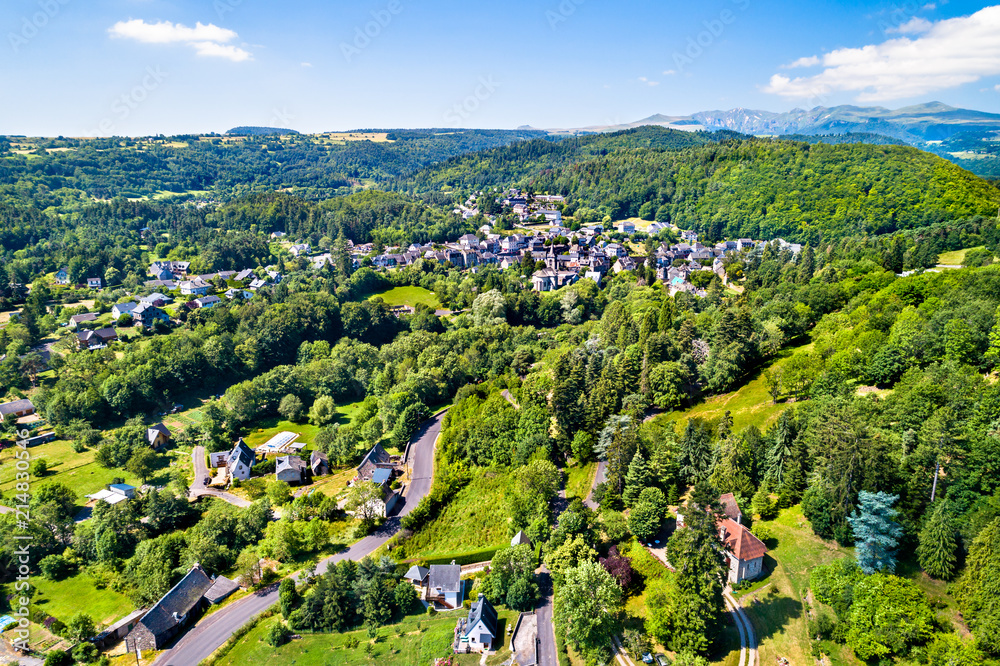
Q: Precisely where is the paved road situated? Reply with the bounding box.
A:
[584,460,606,510]
[535,569,557,666]
[188,446,251,508]
[724,587,758,666]
[154,412,445,666]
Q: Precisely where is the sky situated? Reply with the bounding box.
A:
[2,0,1000,136]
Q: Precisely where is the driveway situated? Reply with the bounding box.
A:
[535,569,558,666]
[154,411,445,666]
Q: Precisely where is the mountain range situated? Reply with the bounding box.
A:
[541,102,1000,144]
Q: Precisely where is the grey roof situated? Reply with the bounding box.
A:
[148,423,170,443]
[137,564,213,639]
[511,531,531,547]
[427,564,462,594]
[0,399,34,416]
[464,594,498,639]
[371,468,392,486]
[69,313,98,324]
[276,455,307,475]
[113,302,137,314]
[203,575,239,604]
[357,443,391,470]
[404,565,429,582]
[229,439,255,469]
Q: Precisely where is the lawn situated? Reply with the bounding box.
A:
[0,438,176,504]
[652,338,814,434]
[242,418,323,449]
[397,469,511,564]
[564,462,596,501]
[213,606,516,666]
[737,505,860,666]
[368,286,441,310]
[32,571,135,626]
[937,246,984,265]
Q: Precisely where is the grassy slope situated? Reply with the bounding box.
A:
[368,286,441,310]
[217,607,519,666]
[32,571,133,626]
[564,462,596,501]
[654,339,814,434]
[398,470,511,564]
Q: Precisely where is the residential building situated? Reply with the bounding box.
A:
[147,423,171,449]
[720,519,767,584]
[193,295,222,309]
[617,220,636,235]
[0,399,35,422]
[355,443,395,483]
[140,293,172,307]
[54,268,70,285]
[613,257,638,274]
[511,531,532,548]
[235,269,256,282]
[112,302,138,319]
[224,288,253,300]
[289,243,311,257]
[227,438,256,482]
[87,277,102,289]
[275,455,309,485]
[179,279,211,296]
[124,564,213,651]
[203,575,240,604]
[68,313,98,329]
[310,450,329,476]
[419,563,463,610]
[681,230,698,243]
[132,303,170,328]
[77,327,118,350]
[455,594,498,654]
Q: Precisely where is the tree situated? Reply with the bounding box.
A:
[30,458,48,477]
[267,480,293,506]
[917,500,959,580]
[846,574,934,660]
[955,517,1000,655]
[472,289,506,326]
[279,578,300,619]
[622,452,653,507]
[309,395,338,426]
[751,485,777,520]
[847,491,903,574]
[235,547,263,587]
[266,620,292,647]
[278,394,305,422]
[553,559,622,656]
[126,447,157,484]
[628,488,667,541]
[481,545,537,610]
[762,367,782,405]
[64,612,96,642]
[345,481,384,528]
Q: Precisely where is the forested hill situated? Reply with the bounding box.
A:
[528,139,1000,243]
[394,125,731,194]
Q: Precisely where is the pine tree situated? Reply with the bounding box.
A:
[848,491,903,574]
[623,452,653,507]
[678,418,713,484]
[796,245,815,284]
[917,500,959,580]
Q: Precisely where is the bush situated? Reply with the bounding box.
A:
[242,477,267,499]
[38,554,75,581]
[265,620,291,647]
[31,459,48,477]
[70,642,98,664]
[42,650,71,666]
[750,523,775,546]
[345,635,361,649]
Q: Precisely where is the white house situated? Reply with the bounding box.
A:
[720,519,767,584]
[87,277,102,289]
[617,220,636,235]
[179,279,211,296]
[54,267,70,285]
[455,594,498,654]
[227,439,256,482]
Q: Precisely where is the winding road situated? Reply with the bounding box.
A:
[153,411,445,666]
[188,446,251,507]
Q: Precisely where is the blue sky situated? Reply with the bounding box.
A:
[2,0,1000,136]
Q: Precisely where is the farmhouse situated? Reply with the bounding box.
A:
[147,423,171,449]
[275,455,309,485]
[77,327,118,350]
[68,313,98,329]
[227,438,256,482]
[720,518,767,585]
[0,398,35,422]
[124,564,213,651]
[409,563,463,610]
[355,443,395,483]
[455,594,498,654]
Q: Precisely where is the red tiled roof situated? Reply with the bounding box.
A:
[719,493,742,522]
[720,518,767,562]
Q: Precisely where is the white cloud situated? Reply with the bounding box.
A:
[108,19,251,61]
[996,84,1000,91]
[301,62,312,68]
[887,17,933,34]
[785,55,820,68]
[764,5,1000,102]
[663,69,676,75]
[923,3,937,10]
[638,76,659,86]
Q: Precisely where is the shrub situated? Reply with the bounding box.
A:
[750,523,775,546]
[265,620,291,647]
[38,554,75,581]
[70,642,98,664]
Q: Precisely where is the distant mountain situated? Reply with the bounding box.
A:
[553,102,1000,143]
[226,126,300,136]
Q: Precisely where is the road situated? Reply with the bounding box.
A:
[154,411,445,666]
[535,569,558,666]
[188,446,251,507]
[724,587,758,666]
[584,460,606,510]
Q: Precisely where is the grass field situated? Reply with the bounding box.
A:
[398,469,511,563]
[652,339,814,434]
[564,462,596,500]
[242,418,323,449]
[0,438,175,503]
[368,286,441,310]
[937,246,984,265]
[32,571,134,626]
[215,607,518,666]
[738,506,860,666]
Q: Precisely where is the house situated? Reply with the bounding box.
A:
[124,564,213,651]
[0,399,36,422]
[455,594,498,654]
[203,575,240,604]
[132,303,170,328]
[54,268,70,285]
[193,295,222,309]
[737,238,756,252]
[366,475,400,517]
[275,455,309,485]
[109,483,136,499]
[112,302,138,319]
[355,443,394,483]
[76,327,118,350]
[531,268,578,292]
[424,564,463,610]
[68,313,98,329]
[270,231,287,239]
[235,269,256,282]
[511,531,532,548]
[289,243,311,257]
[681,230,698,243]
[249,278,269,290]
[224,288,253,300]
[179,279,211,296]
[720,519,767,584]
[719,492,743,525]
[87,277,102,289]
[227,438,256,482]
[617,220,636,235]
[147,423,171,449]
[94,608,147,650]
[613,257,638,274]
[310,450,329,477]
[140,293,172,307]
